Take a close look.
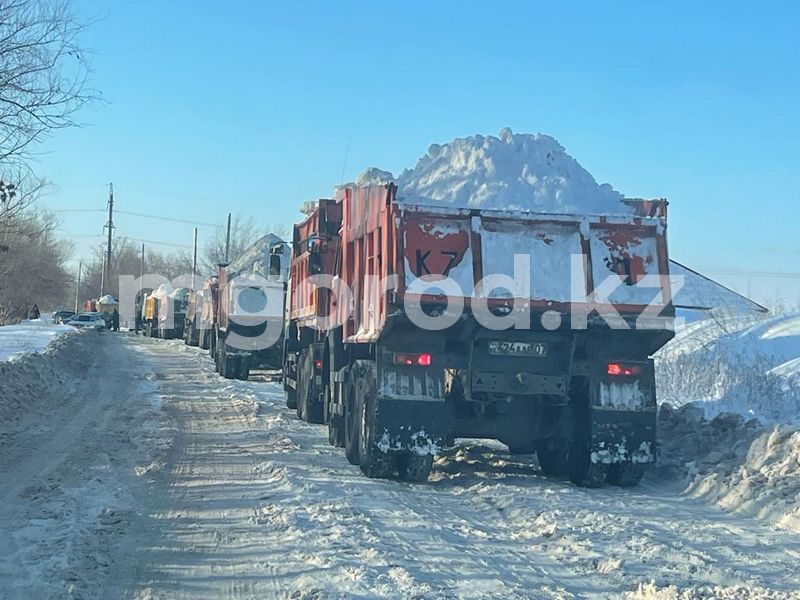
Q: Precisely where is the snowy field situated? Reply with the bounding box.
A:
[0,319,75,362]
[2,334,799,599]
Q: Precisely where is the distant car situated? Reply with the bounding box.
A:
[52,310,76,324]
[66,312,106,330]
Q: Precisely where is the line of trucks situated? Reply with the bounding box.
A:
[137,183,675,487]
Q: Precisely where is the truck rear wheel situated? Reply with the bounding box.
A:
[199,328,210,350]
[344,368,360,465]
[295,349,309,421]
[325,382,344,448]
[218,342,237,379]
[297,349,324,424]
[607,462,645,487]
[536,444,568,477]
[567,444,608,488]
[356,361,395,479]
[400,453,432,482]
[237,354,250,381]
[285,387,297,410]
[506,444,537,455]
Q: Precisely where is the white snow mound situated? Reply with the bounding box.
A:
[384,128,630,215]
[0,320,75,362]
[656,312,800,424]
[355,167,395,186]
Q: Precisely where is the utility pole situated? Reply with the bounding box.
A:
[99,254,105,300]
[192,227,198,289]
[103,183,114,296]
[74,261,82,313]
[224,212,232,264]
[140,243,145,285]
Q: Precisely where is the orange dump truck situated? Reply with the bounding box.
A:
[283,184,674,485]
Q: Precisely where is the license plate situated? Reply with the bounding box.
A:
[488,341,548,357]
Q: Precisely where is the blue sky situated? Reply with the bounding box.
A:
[34,1,800,304]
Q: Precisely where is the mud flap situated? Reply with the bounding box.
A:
[373,396,449,456]
[589,409,656,465]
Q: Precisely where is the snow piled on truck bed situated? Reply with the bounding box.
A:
[357,128,632,215]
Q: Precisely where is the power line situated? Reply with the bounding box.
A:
[696,267,800,280]
[115,210,217,228]
[117,235,192,249]
[54,207,217,228]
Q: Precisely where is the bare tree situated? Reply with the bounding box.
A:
[0,0,94,244]
[0,209,73,322]
[75,239,194,302]
[0,0,93,169]
[0,166,46,237]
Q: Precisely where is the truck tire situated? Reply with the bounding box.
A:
[218,341,237,379]
[199,328,210,350]
[356,361,395,479]
[285,387,297,410]
[344,367,360,466]
[297,349,324,424]
[400,453,433,482]
[325,382,344,447]
[224,353,239,380]
[506,444,537,455]
[187,322,199,347]
[325,328,345,447]
[296,350,309,420]
[567,444,608,488]
[536,444,568,477]
[607,462,645,487]
[214,340,223,374]
[237,354,250,381]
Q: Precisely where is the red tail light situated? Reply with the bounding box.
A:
[393,352,432,366]
[607,362,643,376]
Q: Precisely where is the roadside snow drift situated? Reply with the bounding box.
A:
[657,312,800,423]
[656,313,800,533]
[357,128,632,215]
[0,319,75,362]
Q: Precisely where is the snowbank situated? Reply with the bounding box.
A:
[0,329,87,428]
[0,320,76,362]
[656,312,800,424]
[355,128,632,215]
[657,404,800,534]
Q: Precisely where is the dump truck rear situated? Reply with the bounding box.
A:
[211,236,291,380]
[284,184,674,486]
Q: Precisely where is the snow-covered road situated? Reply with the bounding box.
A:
[2,335,799,599]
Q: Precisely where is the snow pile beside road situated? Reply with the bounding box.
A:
[0,319,75,362]
[0,329,87,430]
[656,312,800,424]
[690,425,800,533]
[658,404,800,533]
[356,128,632,215]
[0,333,175,598]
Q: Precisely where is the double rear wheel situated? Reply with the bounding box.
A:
[345,361,433,482]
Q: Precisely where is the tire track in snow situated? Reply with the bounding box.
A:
[121,336,800,600]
